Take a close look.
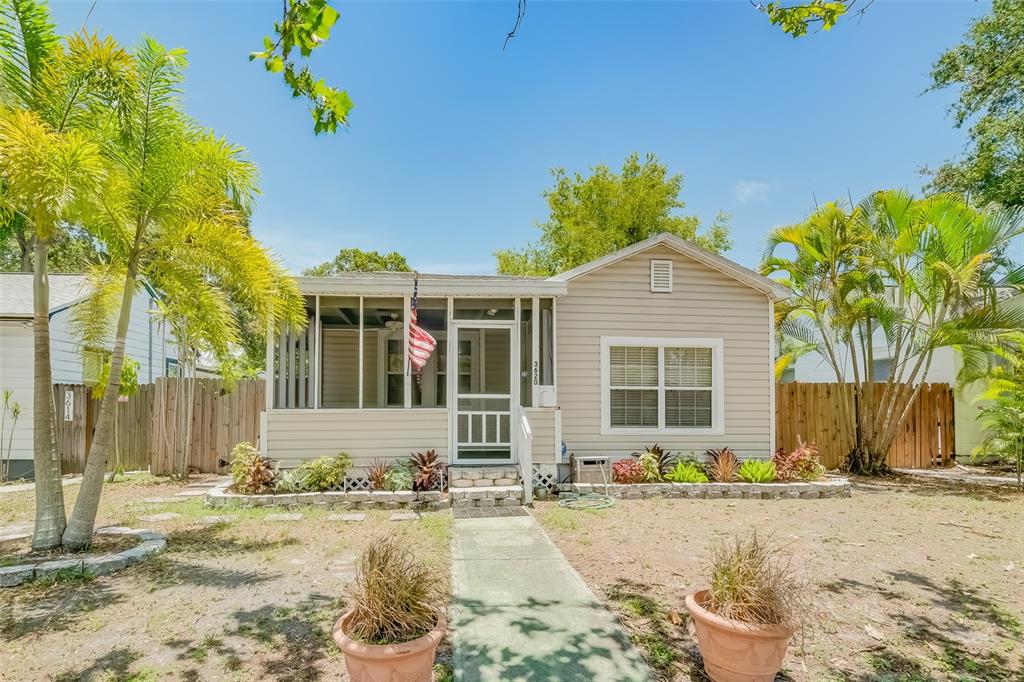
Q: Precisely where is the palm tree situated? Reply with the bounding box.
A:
[61,38,304,549]
[0,2,133,549]
[763,190,1024,474]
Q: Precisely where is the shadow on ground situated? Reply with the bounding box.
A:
[454,593,650,681]
[821,571,1022,681]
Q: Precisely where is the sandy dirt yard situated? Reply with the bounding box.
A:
[534,476,1024,682]
[0,476,452,682]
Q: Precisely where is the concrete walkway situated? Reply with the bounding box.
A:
[0,476,81,496]
[895,466,1021,488]
[451,514,651,682]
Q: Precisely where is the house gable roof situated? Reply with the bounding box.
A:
[0,273,90,318]
[548,232,791,301]
[0,273,161,318]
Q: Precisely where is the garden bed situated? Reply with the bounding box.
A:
[206,481,450,510]
[556,477,850,500]
[0,527,166,588]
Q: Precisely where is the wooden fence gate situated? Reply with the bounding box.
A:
[53,378,263,475]
[775,382,956,470]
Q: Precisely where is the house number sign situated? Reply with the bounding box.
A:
[64,390,74,422]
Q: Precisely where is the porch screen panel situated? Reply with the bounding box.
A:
[609,346,658,428]
[318,296,360,408]
[360,297,403,408]
[411,298,446,408]
[664,347,713,428]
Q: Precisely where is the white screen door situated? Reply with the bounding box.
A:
[452,323,514,463]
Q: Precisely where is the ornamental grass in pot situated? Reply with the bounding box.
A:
[685,533,805,682]
[333,535,446,682]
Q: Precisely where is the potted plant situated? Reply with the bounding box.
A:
[685,533,804,682]
[333,536,446,681]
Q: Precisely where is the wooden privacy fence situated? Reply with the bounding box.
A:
[54,378,264,475]
[776,382,955,470]
[55,383,155,474]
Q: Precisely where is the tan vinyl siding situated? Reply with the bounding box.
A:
[557,244,773,459]
[265,409,448,468]
[524,407,558,463]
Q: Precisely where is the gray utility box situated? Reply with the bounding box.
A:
[571,455,612,485]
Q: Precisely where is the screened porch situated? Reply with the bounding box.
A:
[264,274,565,465]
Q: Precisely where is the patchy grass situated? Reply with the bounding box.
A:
[1,476,453,681]
[603,581,684,678]
[536,477,1024,681]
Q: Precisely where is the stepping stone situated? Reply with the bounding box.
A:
[142,497,185,504]
[199,515,234,525]
[0,531,30,543]
[265,513,302,522]
[173,489,208,497]
[390,512,419,521]
[141,512,181,523]
[328,513,366,523]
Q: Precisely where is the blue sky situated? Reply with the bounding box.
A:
[52,0,992,274]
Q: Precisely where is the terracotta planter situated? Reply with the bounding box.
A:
[684,590,795,682]
[332,610,446,682]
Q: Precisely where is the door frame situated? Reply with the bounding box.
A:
[448,318,519,464]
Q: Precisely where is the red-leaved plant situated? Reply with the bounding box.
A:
[410,449,446,491]
[612,458,645,484]
[772,436,825,482]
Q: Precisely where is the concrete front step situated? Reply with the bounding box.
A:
[448,466,521,489]
[450,485,524,508]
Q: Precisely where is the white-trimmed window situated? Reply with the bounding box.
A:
[600,337,724,435]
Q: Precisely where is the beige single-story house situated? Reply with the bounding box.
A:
[261,233,789,494]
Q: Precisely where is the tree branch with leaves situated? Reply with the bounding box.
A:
[250,0,352,134]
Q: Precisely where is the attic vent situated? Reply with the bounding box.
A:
[650,259,673,293]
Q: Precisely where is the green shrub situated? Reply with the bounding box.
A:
[630,444,676,479]
[230,442,275,494]
[738,460,776,483]
[300,453,353,491]
[274,468,308,493]
[637,452,662,482]
[665,461,709,483]
[383,462,414,491]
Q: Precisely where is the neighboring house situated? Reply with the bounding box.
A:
[953,290,1024,458]
[782,289,1022,459]
[261,233,789,489]
[0,273,177,479]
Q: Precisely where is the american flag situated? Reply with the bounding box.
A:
[408,276,437,371]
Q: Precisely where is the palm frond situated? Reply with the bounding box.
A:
[0,0,57,108]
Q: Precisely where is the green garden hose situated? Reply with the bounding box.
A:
[557,458,615,510]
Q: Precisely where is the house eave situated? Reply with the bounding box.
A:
[296,274,567,298]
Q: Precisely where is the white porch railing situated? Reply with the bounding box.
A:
[516,406,533,505]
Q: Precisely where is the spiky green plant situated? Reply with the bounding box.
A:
[665,461,709,484]
[738,460,776,483]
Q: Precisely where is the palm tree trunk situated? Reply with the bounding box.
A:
[31,236,66,550]
[62,263,138,550]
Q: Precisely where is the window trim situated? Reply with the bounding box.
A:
[600,336,725,436]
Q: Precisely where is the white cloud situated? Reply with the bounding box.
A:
[733,180,777,204]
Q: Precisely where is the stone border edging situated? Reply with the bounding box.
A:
[0,527,167,588]
[556,477,851,500]
[205,481,448,510]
